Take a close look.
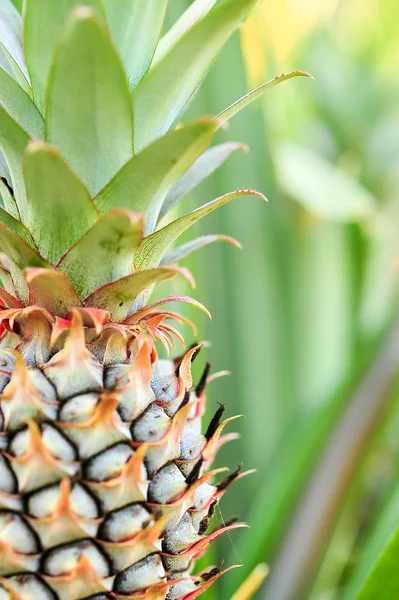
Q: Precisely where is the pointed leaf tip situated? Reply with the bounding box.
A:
[135,189,266,270]
[215,70,313,124]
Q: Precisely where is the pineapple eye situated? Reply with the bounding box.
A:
[113,553,165,595]
[41,539,111,577]
[83,442,134,482]
[0,511,41,554]
[98,502,151,542]
[147,463,187,505]
[131,403,171,443]
[2,574,57,600]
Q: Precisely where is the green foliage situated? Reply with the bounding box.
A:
[23,141,99,263]
[95,120,218,233]
[85,268,177,321]
[0,66,43,138]
[134,189,266,270]
[45,7,133,197]
[58,211,143,297]
[24,0,105,113]
[102,0,167,91]
[132,0,258,151]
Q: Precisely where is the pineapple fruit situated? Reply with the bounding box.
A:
[0,0,308,598]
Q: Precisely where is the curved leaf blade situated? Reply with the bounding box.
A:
[135,189,266,270]
[0,66,44,138]
[23,141,99,264]
[160,141,247,219]
[153,0,217,66]
[0,104,30,219]
[215,71,312,123]
[46,7,133,197]
[95,119,218,234]
[132,0,258,151]
[24,0,105,114]
[58,210,143,298]
[102,0,167,91]
[160,234,242,265]
[85,267,177,321]
[0,41,31,96]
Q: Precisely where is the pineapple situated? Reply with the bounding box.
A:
[0,0,308,598]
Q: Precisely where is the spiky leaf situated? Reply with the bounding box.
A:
[58,210,143,297]
[0,66,44,138]
[160,234,241,265]
[46,7,133,197]
[85,268,177,321]
[135,189,266,270]
[102,0,167,91]
[153,0,217,65]
[95,120,218,234]
[160,141,246,219]
[23,141,99,264]
[132,0,258,151]
[215,71,312,122]
[24,0,105,114]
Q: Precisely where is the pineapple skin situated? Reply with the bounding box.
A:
[0,307,244,599]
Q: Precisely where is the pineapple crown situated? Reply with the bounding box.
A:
[0,0,309,360]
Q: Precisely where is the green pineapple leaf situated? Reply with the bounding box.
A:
[0,222,50,270]
[160,234,242,266]
[0,205,35,245]
[134,189,266,270]
[160,141,247,219]
[23,141,99,264]
[0,66,44,138]
[132,0,258,151]
[0,104,30,219]
[84,267,178,321]
[0,0,29,83]
[0,42,31,96]
[24,0,106,114]
[216,70,312,122]
[25,268,84,316]
[46,7,133,197]
[102,0,167,91]
[153,0,217,66]
[95,119,218,234]
[58,210,143,298]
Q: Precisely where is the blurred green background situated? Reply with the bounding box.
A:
[162,1,399,599]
